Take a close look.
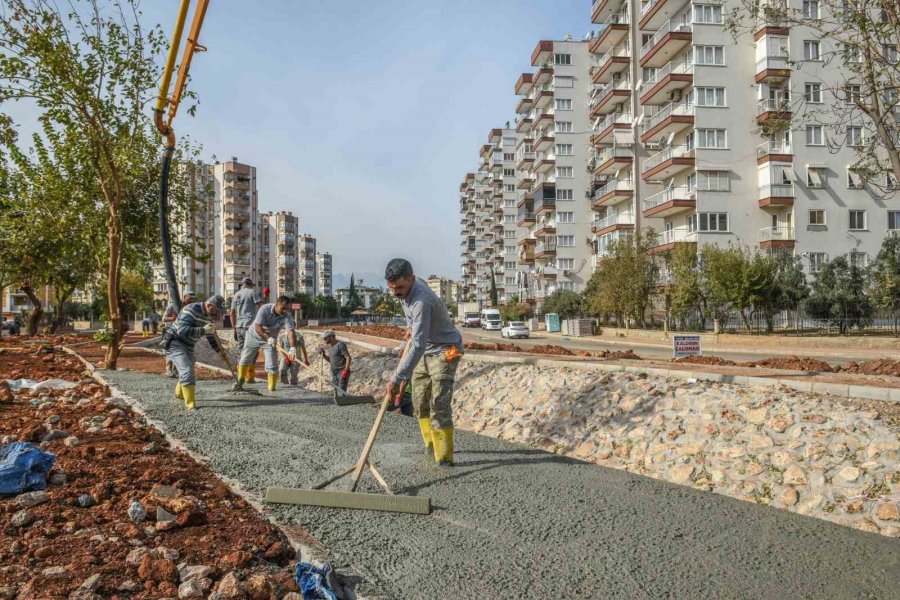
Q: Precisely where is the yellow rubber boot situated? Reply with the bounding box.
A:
[175,383,183,400]
[417,418,433,451]
[247,365,257,384]
[432,428,454,466]
[267,373,277,392]
[236,364,247,383]
[183,384,196,411]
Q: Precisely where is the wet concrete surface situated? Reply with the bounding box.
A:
[99,370,900,600]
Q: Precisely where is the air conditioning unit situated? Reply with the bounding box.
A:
[670,90,682,102]
[562,269,572,276]
[645,142,661,150]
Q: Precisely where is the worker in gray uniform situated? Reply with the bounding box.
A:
[162,294,226,410]
[236,295,298,392]
[278,328,309,385]
[162,290,197,378]
[230,277,263,383]
[384,258,464,466]
[320,331,352,392]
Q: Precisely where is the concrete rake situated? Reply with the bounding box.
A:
[265,386,431,515]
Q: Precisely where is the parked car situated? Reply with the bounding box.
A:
[501,321,530,339]
[462,312,481,328]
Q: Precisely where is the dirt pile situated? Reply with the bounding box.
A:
[465,342,577,356]
[837,359,900,377]
[673,356,738,366]
[743,356,834,372]
[307,324,406,341]
[0,342,300,598]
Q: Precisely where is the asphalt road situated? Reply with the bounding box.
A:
[100,370,899,600]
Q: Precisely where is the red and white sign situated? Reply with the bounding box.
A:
[291,303,301,310]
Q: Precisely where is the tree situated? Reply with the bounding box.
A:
[667,242,704,330]
[726,0,900,193]
[0,1,190,366]
[700,246,752,333]
[804,256,873,332]
[489,270,498,307]
[542,290,583,318]
[584,232,659,328]
[870,235,900,319]
[346,273,363,311]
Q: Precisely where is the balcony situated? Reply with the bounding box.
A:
[756,98,792,125]
[492,220,504,231]
[592,212,636,235]
[534,218,557,237]
[592,179,634,208]
[755,56,791,83]
[591,0,625,24]
[640,19,692,68]
[642,186,696,218]
[642,145,695,180]
[534,153,556,174]
[516,207,535,226]
[593,146,634,175]
[535,241,557,258]
[531,40,553,66]
[756,140,793,164]
[533,184,556,214]
[639,0,683,30]
[518,245,535,265]
[533,109,555,130]
[537,266,558,281]
[758,184,795,208]
[515,116,533,134]
[590,13,630,54]
[515,95,534,114]
[639,60,693,104]
[533,66,554,89]
[517,174,536,190]
[640,102,694,143]
[649,227,698,254]
[759,226,795,249]
[533,131,555,153]
[589,78,631,117]
[516,152,536,171]
[592,111,632,145]
[591,42,631,84]
[515,72,534,96]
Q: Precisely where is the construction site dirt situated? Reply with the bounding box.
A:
[0,341,303,598]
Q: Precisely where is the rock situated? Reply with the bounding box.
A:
[780,488,798,506]
[281,594,303,600]
[836,466,861,484]
[127,501,147,523]
[866,439,900,459]
[77,574,101,591]
[137,555,178,583]
[151,546,180,561]
[178,579,205,598]
[263,541,292,561]
[748,434,774,450]
[157,506,176,523]
[126,547,149,566]
[668,465,694,484]
[117,580,141,592]
[16,491,49,508]
[766,415,793,433]
[855,519,880,534]
[745,407,767,424]
[11,509,34,527]
[215,572,246,599]
[46,415,61,425]
[63,436,80,447]
[0,587,15,600]
[34,547,52,559]
[42,566,67,577]
[845,499,865,514]
[243,574,274,600]
[875,503,899,521]
[178,565,213,583]
[770,451,792,468]
[175,509,207,528]
[77,494,95,508]
[41,429,69,442]
[49,472,67,486]
[782,465,808,486]
[220,551,252,570]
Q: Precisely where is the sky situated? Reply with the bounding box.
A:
[10,0,591,286]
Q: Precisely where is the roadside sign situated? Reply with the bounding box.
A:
[291,303,301,310]
[308,319,319,327]
[672,335,701,358]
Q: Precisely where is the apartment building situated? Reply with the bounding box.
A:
[514,39,595,304]
[336,284,381,309]
[210,158,261,297]
[426,275,457,307]
[1,285,55,321]
[459,166,500,306]
[316,252,333,297]
[588,0,893,273]
[298,234,317,296]
[261,211,299,298]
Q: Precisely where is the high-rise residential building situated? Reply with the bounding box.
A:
[426,275,457,307]
[261,211,299,298]
[316,252,333,297]
[514,39,594,305]
[587,0,894,272]
[298,234,317,297]
[211,157,261,298]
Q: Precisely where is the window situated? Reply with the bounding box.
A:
[503,168,515,177]
[557,282,575,291]
[808,252,827,272]
[558,258,575,270]
[505,245,516,255]
[848,169,863,188]
[694,87,726,106]
[505,184,516,192]
[693,45,724,65]
[807,167,824,187]
[503,153,514,162]
[845,84,862,104]
[697,170,729,191]
[554,76,574,88]
[555,121,573,133]
[504,198,516,208]
[504,215,516,223]
[803,41,821,61]
[888,211,900,230]
[555,166,573,178]
[808,209,826,225]
[555,98,572,111]
[884,45,899,63]
[504,230,517,239]
[844,43,863,63]
[847,126,863,146]
[888,172,899,189]
[555,144,574,155]
[556,189,574,200]
[693,4,723,23]
[557,211,574,223]
[505,261,517,270]
[503,137,517,146]
[688,212,729,232]
[696,129,727,148]
[849,209,866,230]
[806,125,824,145]
[505,277,516,286]
[554,53,571,65]
[802,0,820,18]
[557,235,575,247]
[849,251,868,268]
[805,83,822,103]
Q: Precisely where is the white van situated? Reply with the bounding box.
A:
[481,308,502,331]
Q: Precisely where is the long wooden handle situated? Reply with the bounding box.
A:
[350,392,392,492]
[275,342,344,395]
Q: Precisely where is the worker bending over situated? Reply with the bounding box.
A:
[162,290,197,378]
[230,277,263,383]
[163,295,226,410]
[385,259,463,466]
[237,295,298,392]
[320,331,351,392]
[278,329,309,385]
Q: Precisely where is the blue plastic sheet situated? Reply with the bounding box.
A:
[0,442,56,496]
[294,561,337,600]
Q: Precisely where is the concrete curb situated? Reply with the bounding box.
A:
[315,332,900,405]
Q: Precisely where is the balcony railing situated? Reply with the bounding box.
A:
[759,184,795,198]
[594,212,635,230]
[594,111,632,133]
[658,227,698,245]
[595,146,635,164]
[517,207,535,221]
[599,11,630,28]
[535,241,557,255]
[644,144,693,171]
[639,60,693,97]
[756,140,792,157]
[643,186,695,210]
[755,56,790,72]
[593,179,635,200]
[641,0,662,17]
[640,18,691,59]
[641,102,694,133]
[760,226,795,241]
[589,78,631,108]
[757,98,791,114]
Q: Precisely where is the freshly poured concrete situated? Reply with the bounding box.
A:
[100,371,900,599]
